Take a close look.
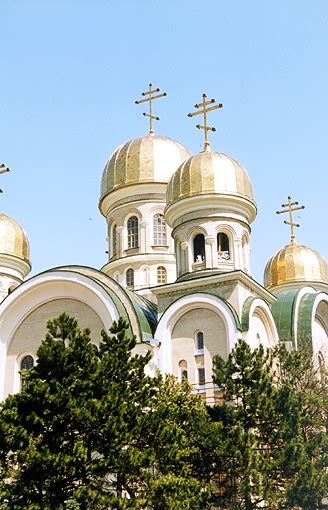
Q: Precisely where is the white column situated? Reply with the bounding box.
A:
[140,220,149,253]
[234,239,242,270]
[116,226,124,257]
[181,241,189,275]
[205,236,216,268]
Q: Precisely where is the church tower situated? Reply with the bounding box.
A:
[264,196,328,356]
[165,95,257,280]
[99,84,191,294]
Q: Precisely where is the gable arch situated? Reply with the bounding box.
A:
[241,297,279,349]
[0,270,123,400]
[297,292,328,355]
[155,293,240,374]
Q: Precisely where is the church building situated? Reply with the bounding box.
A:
[1,86,328,403]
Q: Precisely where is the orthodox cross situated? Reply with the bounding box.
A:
[188,93,223,151]
[276,196,305,244]
[135,83,167,135]
[0,163,10,193]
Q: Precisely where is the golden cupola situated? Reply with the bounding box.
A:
[264,242,328,290]
[0,212,30,263]
[264,196,328,291]
[0,212,31,300]
[99,134,191,211]
[165,150,257,225]
[99,83,191,218]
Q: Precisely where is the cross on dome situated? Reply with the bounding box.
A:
[187,93,223,151]
[276,196,305,244]
[0,163,10,193]
[135,83,167,135]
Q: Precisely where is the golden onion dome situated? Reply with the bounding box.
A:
[264,242,328,290]
[166,150,256,222]
[100,134,191,201]
[0,212,30,266]
[0,212,30,262]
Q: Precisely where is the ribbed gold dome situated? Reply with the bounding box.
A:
[166,151,255,207]
[100,134,191,200]
[264,242,328,289]
[0,212,30,262]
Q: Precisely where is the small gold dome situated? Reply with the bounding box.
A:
[166,151,256,222]
[100,134,191,200]
[0,212,30,262]
[264,242,328,289]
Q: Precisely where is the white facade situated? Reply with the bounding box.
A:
[1,132,328,402]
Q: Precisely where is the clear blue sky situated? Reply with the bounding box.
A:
[1,0,327,284]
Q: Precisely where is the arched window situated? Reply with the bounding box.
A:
[153,214,167,245]
[126,268,134,288]
[112,223,117,257]
[196,331,204,351]
[127,216,139,249]
[20,355,34,389]
[217,232,230,260]
[193,233,205,262]
[157,266,167,285]
[178,360,188,382]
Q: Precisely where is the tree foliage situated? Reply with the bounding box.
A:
[0,315,327,510]
[275,346,328,509]
[0,314,210,510]
[209,339,328,510]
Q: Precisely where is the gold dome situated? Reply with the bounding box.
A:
[100,134,191,200]
[166,150,256,222]
[0,212,30,262]
[264,242,328,289]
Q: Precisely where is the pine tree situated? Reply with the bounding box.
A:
[0,314,212,510]
[210,339,279,509]
[275,345,328,510]
[210,339,328,510]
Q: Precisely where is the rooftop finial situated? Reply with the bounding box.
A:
[188,93,223,151]
[135,83,167,135]
[0,163,10,193]
[276,196,305,244]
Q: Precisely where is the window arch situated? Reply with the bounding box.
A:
[20,355,34,389]
[217,232,230,260]
[126,268,134,288]
[157,266,167,285]
[193,233,205,262]
[153,214,167,245]
[127,216,139,249]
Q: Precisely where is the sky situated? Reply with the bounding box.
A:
[0,0,327,285]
